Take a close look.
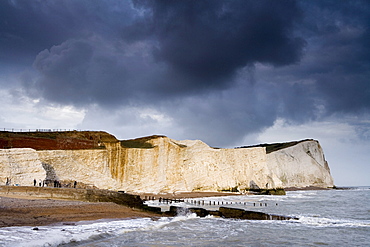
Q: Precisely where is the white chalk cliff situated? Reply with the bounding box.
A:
[0,135,334,192]
[266,140,334,188]
[0,148,46,186]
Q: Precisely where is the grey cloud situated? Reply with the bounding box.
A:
[3,0,370,147]
[129,0,305,89]
[295,0,370,115]
[245,0,370,127]
[22,0,307,107]
[0,0,134,67]
[27,37,164,107]
[24,0,307,108]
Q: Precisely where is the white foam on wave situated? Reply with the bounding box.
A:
[298,216,370,228]
[0,213,203,247]
[240,191,316,202]
[286,190,317,198]
[0,218,151,247]
[119,212,200,235]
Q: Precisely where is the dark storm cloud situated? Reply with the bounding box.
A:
[163,79,281,146]
[243,0,370,127]
[0,1,65,65]
[0,0,133,67]
[30,37,162,106]
[129,0,305,89]
[17,0,306,107]
[2,0,370,146]
[293,0,370,116]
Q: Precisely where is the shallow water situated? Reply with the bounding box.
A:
[0,187,369,246]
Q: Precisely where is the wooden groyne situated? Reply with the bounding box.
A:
[0,186,296,221]
[162,206,297,221]
[143,196,276,207]
[142,196,294,220]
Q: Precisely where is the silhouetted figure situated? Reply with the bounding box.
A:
[74,181,77,188]
[33,179,36,186]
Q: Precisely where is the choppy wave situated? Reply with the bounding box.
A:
[1,188,369,246]
[297,216,370,228]
[0,214,204,247]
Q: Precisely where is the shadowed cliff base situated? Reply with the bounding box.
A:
[284,186,332,191]
[135,191,243,199]
[135,188,287,200]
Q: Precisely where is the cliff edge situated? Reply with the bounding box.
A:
[0,132,334,193]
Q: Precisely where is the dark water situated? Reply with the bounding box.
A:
[0,187,369,246]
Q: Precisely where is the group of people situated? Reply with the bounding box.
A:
[33,179,77,188]
[4,178,77,188]
[33,179,43,187]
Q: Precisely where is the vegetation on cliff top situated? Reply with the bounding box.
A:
[1,130,315,153]
[120,135,166,149]
[237,139,315,154]
[0,131,118,150]
[0,130,117,142]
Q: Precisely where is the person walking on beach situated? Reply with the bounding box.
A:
[33,179,36,186]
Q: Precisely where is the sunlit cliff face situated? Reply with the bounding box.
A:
[0,135,333,192]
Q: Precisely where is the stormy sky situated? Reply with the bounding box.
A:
[1,0,369,186]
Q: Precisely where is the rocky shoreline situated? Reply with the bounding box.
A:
[0,191,244,228]
[1,186,330,228]
[0,188,305,228]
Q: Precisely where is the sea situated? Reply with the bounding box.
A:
[0,187,369,247]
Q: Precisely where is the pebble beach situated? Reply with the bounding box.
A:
[0,191,240,228]
[0,196,158,228]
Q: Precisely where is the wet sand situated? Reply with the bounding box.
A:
[0,196,158,228]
